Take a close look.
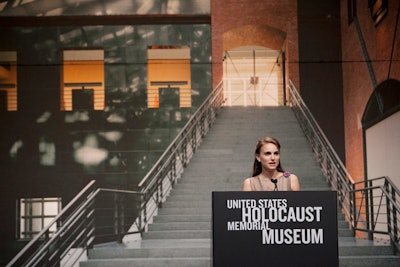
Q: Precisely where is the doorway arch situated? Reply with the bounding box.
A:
[222,25,287,106]
[362,79,400,188]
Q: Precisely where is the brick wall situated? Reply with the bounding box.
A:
[341,0,400,182]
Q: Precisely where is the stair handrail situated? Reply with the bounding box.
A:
[133,82,224,234]
[6,180,97,267]
[288,80,399,253]
[6,179,144,267]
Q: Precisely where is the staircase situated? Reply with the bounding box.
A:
[80,107,400,267]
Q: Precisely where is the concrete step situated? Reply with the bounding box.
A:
[88,247,211,259]
[162,200,211,208]
[175,177,331,187]
[153,215,211,223]
[166,194,215,201]
[338,228,354,237]
[338,220,350,228]
[80,257,211,267]
[339,255,400,267]
[143,230,211,239]
[339,245,394,256]
[173,183,242,190]
[148,222,211,231]
[157,207,211,215]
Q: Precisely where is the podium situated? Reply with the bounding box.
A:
[212,191,338,267]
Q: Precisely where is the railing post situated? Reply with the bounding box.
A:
[366,180,374,240]
[192,125,197,153]
[385,181,396,246]
[116,192,123,243]
[351,183,357,235]
[182,137,188,167]
[86,196,95,250]
[391,188,398,246]
[157,172,162,208]
[171,153,177,186]
[140,193,146,237]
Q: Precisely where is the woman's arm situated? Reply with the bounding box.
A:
[290,174,300,191]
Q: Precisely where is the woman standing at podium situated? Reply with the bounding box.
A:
[242,136,300,191]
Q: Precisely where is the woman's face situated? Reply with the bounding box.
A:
[256,143,280,172]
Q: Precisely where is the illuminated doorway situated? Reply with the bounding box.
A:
[223,46,284,106]
[61,49,105,111]
[363,79,400,190]
[0,51,17,111]
[147,46,191,108]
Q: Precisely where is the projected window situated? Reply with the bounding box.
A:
[19,197,62,239]
[369,0,388,26]
[147,46,191,108]
[0,51,17,111]
[347,0,356,25]
[61,49,105,111]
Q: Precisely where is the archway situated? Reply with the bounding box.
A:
[363,79,400,188]
[222,25,286,106]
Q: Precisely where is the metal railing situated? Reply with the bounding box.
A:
[132,81,224,235]
[6,82,224,267]
[288,80,399,253]
[6,180,143,267]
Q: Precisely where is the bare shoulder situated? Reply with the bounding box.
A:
[242,177,253,191]
[289,173,300,191]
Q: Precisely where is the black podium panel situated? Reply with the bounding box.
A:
[212,191,338,267]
